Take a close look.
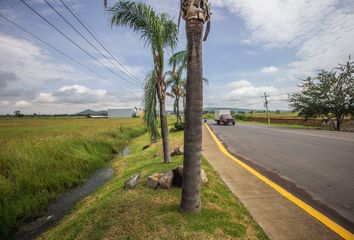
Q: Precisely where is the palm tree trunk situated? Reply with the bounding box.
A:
[159,98,171,163]
[180,19,204,213]
[176,97,180,125]
[155,52,171,163]
[182,96,186,121]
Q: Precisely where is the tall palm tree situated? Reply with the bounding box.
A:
[179,0,211,213]
[166,67,186,125]
[108,0,178,163]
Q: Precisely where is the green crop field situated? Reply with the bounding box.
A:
[0,117,145,239]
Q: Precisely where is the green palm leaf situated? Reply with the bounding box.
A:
[143,70,159,142]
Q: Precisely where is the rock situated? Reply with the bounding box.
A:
[170,146,183,156]
[172,166,208,187]
[172,165,183,187]
[200,168,208,184]
[159,171,174,189]
[124,173,140,189]
[147,173,162,189]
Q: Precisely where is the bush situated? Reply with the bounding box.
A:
[233,114,251,121]
[202,113,214,119]
[174,122,184,131]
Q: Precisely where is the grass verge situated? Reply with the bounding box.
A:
[0,118,145,239]
[40,130,268,240]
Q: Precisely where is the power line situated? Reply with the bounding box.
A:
[59,0,141,84]
[42,0,140,87]
[19,0,140,88]
[268,99,289,102]
[0,14,133,95]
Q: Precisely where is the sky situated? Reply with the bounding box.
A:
[0,0,354,114]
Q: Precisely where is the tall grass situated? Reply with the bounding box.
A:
[0,118,145,239]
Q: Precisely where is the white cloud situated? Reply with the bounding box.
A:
[34,93,56,103]
[0,33,99,87]
[59,85,106,97]
[0,82,143,114]
[225,80,277,100]
[204,80,288,109]
[261,66,279,74]
[214,0,354,83]
[0,100,10,107]
[14,100,32,108]
[52,84,108,104]
[227,79,252,88]
[31,85,108,105]
[213,0,339,46]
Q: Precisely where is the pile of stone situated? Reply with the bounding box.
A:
[147,171,174,189]
[124,147,208,190]
[146,165,208,189]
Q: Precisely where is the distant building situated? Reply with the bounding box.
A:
[107,108,133,118]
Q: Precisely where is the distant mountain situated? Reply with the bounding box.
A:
[75,109,107,116]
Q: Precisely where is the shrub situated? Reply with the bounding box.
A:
[174,122,185,131]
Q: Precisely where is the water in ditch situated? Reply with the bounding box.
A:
[13,147,130,240]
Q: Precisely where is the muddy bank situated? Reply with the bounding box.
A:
[13,147,130,240]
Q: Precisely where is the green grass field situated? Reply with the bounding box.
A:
[1,117,268,239]
[40,130,268,240]
[0,118,145,239]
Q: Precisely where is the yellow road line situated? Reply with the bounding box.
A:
[204,123,354,240]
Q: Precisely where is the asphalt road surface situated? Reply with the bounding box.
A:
[208,121,354,231]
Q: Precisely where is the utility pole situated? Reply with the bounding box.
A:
[264,92,271,125]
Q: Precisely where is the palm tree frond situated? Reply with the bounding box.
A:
[203,77,209,86]
[143,70,160,142]
[109,0,178,54]
[169,50,187,72]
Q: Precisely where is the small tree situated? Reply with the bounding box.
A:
[289,56,354,131]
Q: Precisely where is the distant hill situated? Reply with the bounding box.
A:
[75,109,107,116]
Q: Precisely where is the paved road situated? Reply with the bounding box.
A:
[208,121,354,231]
